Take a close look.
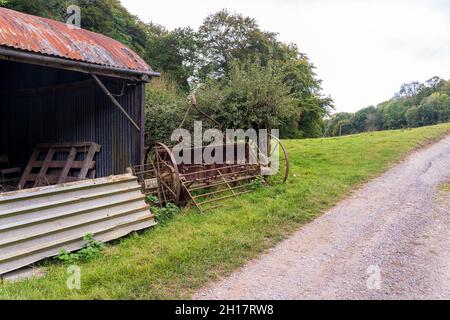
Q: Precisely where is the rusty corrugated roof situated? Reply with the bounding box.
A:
[0,7,152,74]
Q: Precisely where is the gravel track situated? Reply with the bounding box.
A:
[195,135,450,300]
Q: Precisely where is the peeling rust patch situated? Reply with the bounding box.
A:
[0,7,151,73]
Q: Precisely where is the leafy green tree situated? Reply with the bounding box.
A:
[417,93,450,126]
[397,81,424,106]
[437,80,450,96]
[324,113,354,136]
[351,106,378,132]
[196,10,333,137]
[365,107,380,132]
[280,53,333,138]
[196,59,297,131]
[416,76,445,105]
[378,100,408,129]
[2,0,64,19]
[406,106,420,128]
[144,76,188,145]
[143,25,199,91]
[196,9,277,81]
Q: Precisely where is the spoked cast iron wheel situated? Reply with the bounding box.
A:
[146,143,181,205]
[258,134,289,186]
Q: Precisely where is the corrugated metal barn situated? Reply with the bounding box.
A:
[0,7,159,276]
[0,7,159,178]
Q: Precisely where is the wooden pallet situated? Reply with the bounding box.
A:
[18,142,101,189]
[0,155,21,190]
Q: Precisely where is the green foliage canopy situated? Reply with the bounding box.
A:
[325,78,450,136]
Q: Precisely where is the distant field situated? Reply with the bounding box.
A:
[1,123,450,299]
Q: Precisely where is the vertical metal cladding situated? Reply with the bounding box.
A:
[0,61,145,177]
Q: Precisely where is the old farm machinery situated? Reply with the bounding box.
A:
[132,99,289,213]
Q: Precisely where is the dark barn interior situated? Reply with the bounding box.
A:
[0,60,145,178]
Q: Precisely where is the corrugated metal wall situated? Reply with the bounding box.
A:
[0,60,144,177]
[0,174,156,276]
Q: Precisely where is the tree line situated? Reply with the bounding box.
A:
[325,77,450,137]
[2,0,333,144]
[4,1,445,142]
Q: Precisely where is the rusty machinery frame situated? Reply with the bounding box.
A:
[132,134,289,213]
[132,96,289,213]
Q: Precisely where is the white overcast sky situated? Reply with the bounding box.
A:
[120,0,450,113]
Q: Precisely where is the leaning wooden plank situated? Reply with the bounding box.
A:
[57,147,77,184]
[0,168,21,175]
[34,148,56,187]
[30,161,94,170]
[78,144,100,179]
[18,149,39,189]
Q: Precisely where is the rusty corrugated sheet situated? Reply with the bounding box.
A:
[0,7,152,74]
[0,174,156,276]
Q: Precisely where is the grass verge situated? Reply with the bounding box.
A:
[1,124,450,299]
[437,178,450,207]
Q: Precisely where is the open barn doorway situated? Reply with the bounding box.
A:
[0,60,145,192]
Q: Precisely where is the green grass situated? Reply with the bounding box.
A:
[437,179,450,206]
[1,124,450,299]
[438,181,450,193]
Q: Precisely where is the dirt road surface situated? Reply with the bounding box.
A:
[195,135,450,300]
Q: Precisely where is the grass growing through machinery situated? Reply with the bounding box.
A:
[436,178,450,208]
[1,124,450,299]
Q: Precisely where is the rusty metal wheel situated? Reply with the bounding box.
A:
[260,134,289,185]
[146,143,181,205]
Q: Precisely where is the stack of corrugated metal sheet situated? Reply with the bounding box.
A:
[0,174,156,276]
